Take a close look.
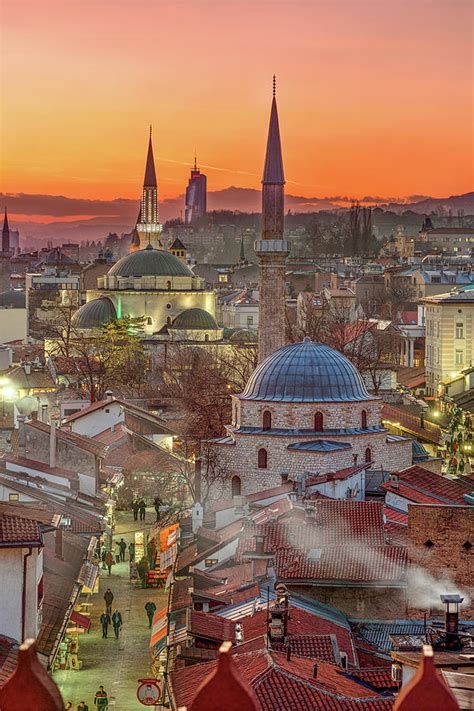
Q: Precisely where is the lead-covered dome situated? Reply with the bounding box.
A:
[171,308,219,330]
[241,339,372,402]
[72,297,117,329]
[108,247,193,278]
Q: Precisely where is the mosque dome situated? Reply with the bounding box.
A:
[171,308,219,330]
[108,247,193,278]
[241,339,372,403]
[0,290,26,308]
[72,297,117,330]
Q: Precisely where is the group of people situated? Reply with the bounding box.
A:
[101,539,135,575]
[64,686,108,710]
[100,588,123,640]
[132,496,163,523]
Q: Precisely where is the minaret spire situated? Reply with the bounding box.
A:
[2,207,10,255]
[194,150,197,171]
[135,128,162,250]
[254,79,290,361]
[144,126,157,187]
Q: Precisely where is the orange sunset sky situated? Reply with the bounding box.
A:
[1,0,473,206]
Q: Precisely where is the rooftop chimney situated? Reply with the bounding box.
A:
[441,594,464,650]
[254,534,266,555]
[105,389,113,401]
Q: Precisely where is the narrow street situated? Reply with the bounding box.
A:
[55,508,168,710]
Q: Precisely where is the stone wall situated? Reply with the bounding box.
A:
[21,422,98,479]
[407,504,474,619]
[290,584,407,620]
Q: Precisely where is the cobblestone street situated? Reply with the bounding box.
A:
[55,509,167,710]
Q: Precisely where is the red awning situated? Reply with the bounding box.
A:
[70,610,91,630]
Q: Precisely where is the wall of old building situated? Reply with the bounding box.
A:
[407,504,474,619]
[290,584,407,619]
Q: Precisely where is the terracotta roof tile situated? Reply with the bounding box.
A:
[382,465,473,505]
[26,420,107,457]
[0,512,42,546]
[272,634,337,662]
[348,668,397,691]
[190,610,236,642]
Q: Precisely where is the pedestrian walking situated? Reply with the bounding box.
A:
[153,496,163,522]
[65,702,73,710]
[104,550,114,576]
[112,608,123,639]
[138,498,146,521]
[147,538,157,569]
[94,686,108,709]
[128,541,135,562]
[77,703,89,711]
[104,588,114,615]
[118,538,127,562]
[100,612,111,638]
[132,500,139,521]
[145,600,157,628]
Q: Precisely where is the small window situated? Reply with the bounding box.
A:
[146,317,152,325]
[231,475,241,497]
[166,281,172,290]
[166,316,172,326]
[258,448,268,469]
[205,558,218,568]
[314,412,324,431]
[262,410,272,430]
[9,493,19,502]
[456,322,464,339]
[361,409,367,429]
[204,334,209,342]
[455,350,464,366]
[247,315,253,326]
[424,539,434,549]
[462,541,472,551]
[105,408,110,413]
[166,303,172,309]
[365,447,371,463]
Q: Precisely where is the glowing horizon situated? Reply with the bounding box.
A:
[1,0,473,205]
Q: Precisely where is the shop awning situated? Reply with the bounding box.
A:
[70,610,91,631]
[149,607,167,649]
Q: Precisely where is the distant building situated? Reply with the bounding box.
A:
[421,284,474,395]
[421,226,474,257]
[184,158,207,225]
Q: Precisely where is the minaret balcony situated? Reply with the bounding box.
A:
[254,239,290,255]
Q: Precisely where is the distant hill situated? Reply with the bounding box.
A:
[3,189,473,245]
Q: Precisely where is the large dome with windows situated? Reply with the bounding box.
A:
[108,246,193,278]
[240,339,372,403]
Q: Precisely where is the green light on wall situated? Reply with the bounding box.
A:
[116,295,122,319]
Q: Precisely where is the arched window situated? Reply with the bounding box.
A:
[167,280,172,290]
[314,411,324,431]
[166,316,172,327]
[146,317,152,326]
[365,447,371,463]
[258,448,268,469]
[231,475,241,497]
[204,334,209,342]
[361,409,367,429]
[262,410,272,430]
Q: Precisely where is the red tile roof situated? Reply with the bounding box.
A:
[0,513,42,546]
[306,464,369,487]
[271,634,337,662]
[190,610,236,642]
[348,668,397,691]
[171,650,394,710]
[1,453,78,481]
[383,506,408,526]
[0,636,18,686]
[276,545,406,584]
[246,482,295,503]
[62,397,122,423]
[26,420,107,457]
[382,466,473,505]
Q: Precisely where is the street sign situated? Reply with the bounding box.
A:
[137,678,162,706]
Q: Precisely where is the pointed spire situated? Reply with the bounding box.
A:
[194,150,197,171]
[239,233,245,262]
[2,207,10,254]
[262,77,285,185]
[3,207,9,233]
[143,127,157,187]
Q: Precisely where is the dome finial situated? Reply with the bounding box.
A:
[303,336,311,343]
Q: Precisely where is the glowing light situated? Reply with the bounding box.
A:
[432,411,440,418]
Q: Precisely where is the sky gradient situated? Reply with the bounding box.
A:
[1,0,473,209]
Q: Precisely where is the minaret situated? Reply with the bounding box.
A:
[255,77,290,361]
[136,126,163,250]
[2,207,10,255]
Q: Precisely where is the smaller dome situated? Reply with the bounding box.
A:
[16,395,39,416]
[229,329,258,343]
[171,308,219,330]
[0,290,26,308]
[72,297,117,330]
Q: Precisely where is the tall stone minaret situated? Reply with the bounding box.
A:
[255,77,290,362]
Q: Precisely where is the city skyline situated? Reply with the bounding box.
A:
[1,0,473,215]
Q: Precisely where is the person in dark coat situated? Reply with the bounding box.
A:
[138,499,146,521]
[100,612,111,638]
[104,588,114,615]
[128,541,135,562]
[132,500,139,521]
[94,686,108,708]
[145,600,157,628]
[118,538,127,562]
[77,701,89,710]
[112,609,123,639]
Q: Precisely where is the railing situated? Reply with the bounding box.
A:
[382,404,442,444]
